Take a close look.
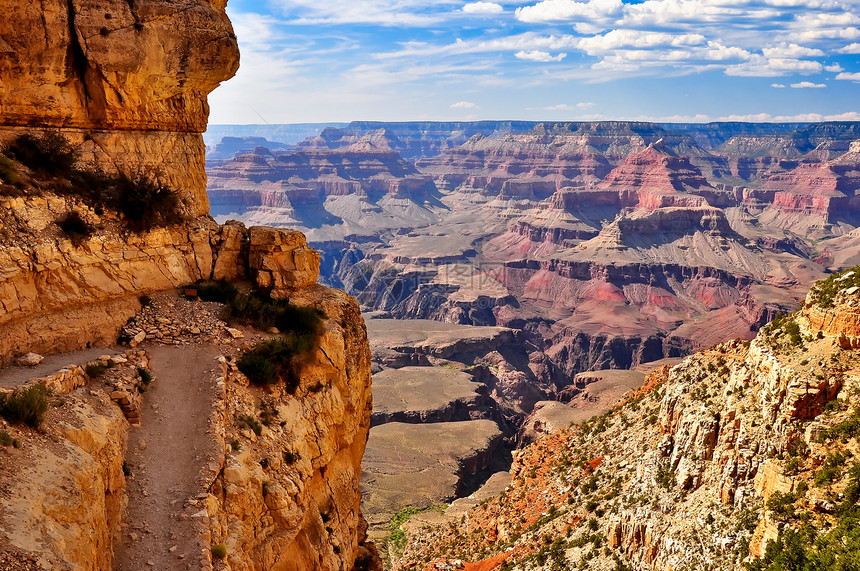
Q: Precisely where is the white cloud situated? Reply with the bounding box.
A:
[825,63,844,72]
[462,2,504,14]
[725,56,823,77]
[268,0,460,26]
[545,102,596,110]
[515,50,567,61]
[451,100,479,108]
[575,30,707,53]
[762,43,825,59]
[717,111,860,122]
[790,81,826,88]
[515,0,622,23]
[836,71,860,81]
[771,83,786,87]
[838,43,860,53]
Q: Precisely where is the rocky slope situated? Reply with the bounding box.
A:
[390,266,860,570]
[204,284,375,570]
[0,352,150,570]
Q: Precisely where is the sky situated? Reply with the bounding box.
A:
[207,0,860,124]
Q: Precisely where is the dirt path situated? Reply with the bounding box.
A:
[0,347,119,388]
[113,344,222,571]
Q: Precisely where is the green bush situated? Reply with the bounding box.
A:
[0,384,50,428]
[57,211,94,245]
[3,131,79,178]
[86,362,109,378]
[211,544,228,559]
[195,280,239,304]
[236,352,279,386]
[0,431,14,446]
[223,293,325,337]
[111,173,183,231]
[237,331,319,392]
[2,132,185,233]
[0,154,20,185]
[236,414,263,436]
[808,266,860,309]
[137,366,153,386]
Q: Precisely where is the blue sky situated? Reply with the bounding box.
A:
[208,0,860,124]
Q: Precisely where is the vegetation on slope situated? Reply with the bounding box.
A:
[1,131,185,233]
[395,267,860,571]
[192,280,326,392]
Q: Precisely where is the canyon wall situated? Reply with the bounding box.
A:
[1,3,377,569]
[394,267,860,571]
[0,352,152,570]
[0,200,319,365]
[205,285,374,570]
[0,0,239,214]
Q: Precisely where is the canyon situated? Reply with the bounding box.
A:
[207,120,860,416]
[391,266,860,571]
[206,119,860,565]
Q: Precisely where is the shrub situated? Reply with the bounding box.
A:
[283,450,300,464]
[223,294,325,337]
[0,431,14,446]
[86,362,109,378]
[0,384,50,428]
[3,131,79,178]
[236,352,278,386]
[57,211,94,245]
[258,399,278,425]
[230,439,240,451]
[108,173,184,231]
[237,330,320,392]
[195,280,239,304]
[0,154,20,185]
[137,366,153,385]
[138,294,152,306]
[3,132,185,233]
[211,544,228,559]
[236,414,263,436]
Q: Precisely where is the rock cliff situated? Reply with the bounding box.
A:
[0,3,377,569]
[393,266,860,571]
[204,285,374,570]
[0,0,239,214]
[0,191,319,365]
[0,351,151,569]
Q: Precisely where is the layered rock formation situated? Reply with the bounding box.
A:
[205,121,860,399]
[392,267,860,570]
[0,4,380,568]
[0,0,239,213]
[0,198,319,365]
[205,284,374,570]
[0,351,151,570]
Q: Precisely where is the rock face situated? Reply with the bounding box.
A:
[393,267,860,570]
[206,284,373,571]
[0,351,152,569]
[0,198,319,365]
[0,0,239,213]
[0,395,128,570]
[1,4,376,570]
